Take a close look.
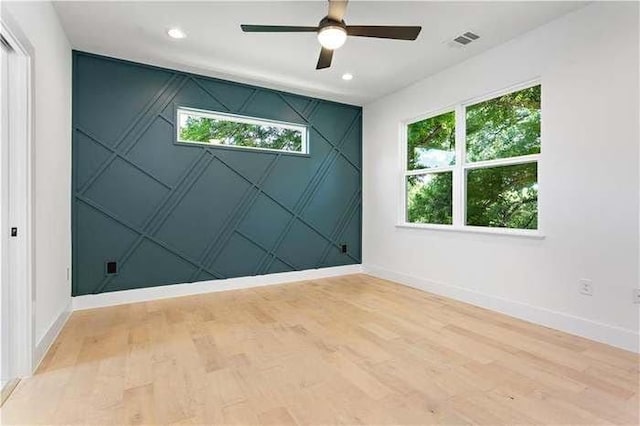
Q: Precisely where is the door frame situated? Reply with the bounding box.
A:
[1,10,35,380]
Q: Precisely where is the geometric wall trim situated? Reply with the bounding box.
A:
[72,51,362,295]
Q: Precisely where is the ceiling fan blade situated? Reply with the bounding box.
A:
[327,0,349,22]
[241,25,318,33]
[346,25,422,40]
[316,47,334,70]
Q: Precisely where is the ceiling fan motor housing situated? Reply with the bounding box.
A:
[318,17,347,31]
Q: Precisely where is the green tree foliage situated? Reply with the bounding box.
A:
[407,111,455,170]
[407,173,452,224]
[406,85,540,229]
[466,85,540,162]
[467,163,538,229]
[180,115,303,152]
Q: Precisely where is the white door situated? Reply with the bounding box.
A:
[0,19,33,386]
[1,37,13,389]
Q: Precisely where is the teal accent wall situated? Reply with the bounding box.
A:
[72,51,362,296]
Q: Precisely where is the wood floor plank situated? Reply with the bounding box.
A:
[2,274,638,425]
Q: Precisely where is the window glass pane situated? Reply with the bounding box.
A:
[466,162,538,229]
[466,85,540,162]
[407,111,455,170]
[178,109,305,153]
[406,172,453,224]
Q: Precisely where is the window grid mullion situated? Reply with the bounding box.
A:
[464,153,540,170]
[453,105,465,227]
[405,166,454,176]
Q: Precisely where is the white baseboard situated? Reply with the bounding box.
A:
[73,264,363,311]
[363,264,639,353]
[70,262,638,353]
[33,302,72,373]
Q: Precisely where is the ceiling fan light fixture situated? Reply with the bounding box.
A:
[240,0,422,70]
[317,26,347,50]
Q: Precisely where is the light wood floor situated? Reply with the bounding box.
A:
[2,274,638,425]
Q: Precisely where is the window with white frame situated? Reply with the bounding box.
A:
[177,107,308,154]
[403,83,541,231]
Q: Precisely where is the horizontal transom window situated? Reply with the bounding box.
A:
[177,107,308,154]
[403,83,541,233]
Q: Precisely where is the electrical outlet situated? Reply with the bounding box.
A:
[578,279,593,296]
[633,289,640,304]
[105,261,118,275]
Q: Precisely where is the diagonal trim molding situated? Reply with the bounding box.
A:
[72,51,362,296]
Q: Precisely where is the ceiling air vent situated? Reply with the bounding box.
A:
[453,31,480,46]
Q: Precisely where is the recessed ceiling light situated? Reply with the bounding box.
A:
[342,73,353,81]
[167,28,186,39]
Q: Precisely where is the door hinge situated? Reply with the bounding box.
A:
[10,227,17,237]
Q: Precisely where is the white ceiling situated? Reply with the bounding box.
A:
[53,1,586,105]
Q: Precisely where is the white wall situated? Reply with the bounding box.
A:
[2,1,72,357]
[363,2,639,352]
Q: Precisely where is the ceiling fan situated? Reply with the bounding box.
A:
[241,0,422,70]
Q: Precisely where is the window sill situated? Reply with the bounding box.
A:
[174,140,311,158]
[395,223,545,239]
